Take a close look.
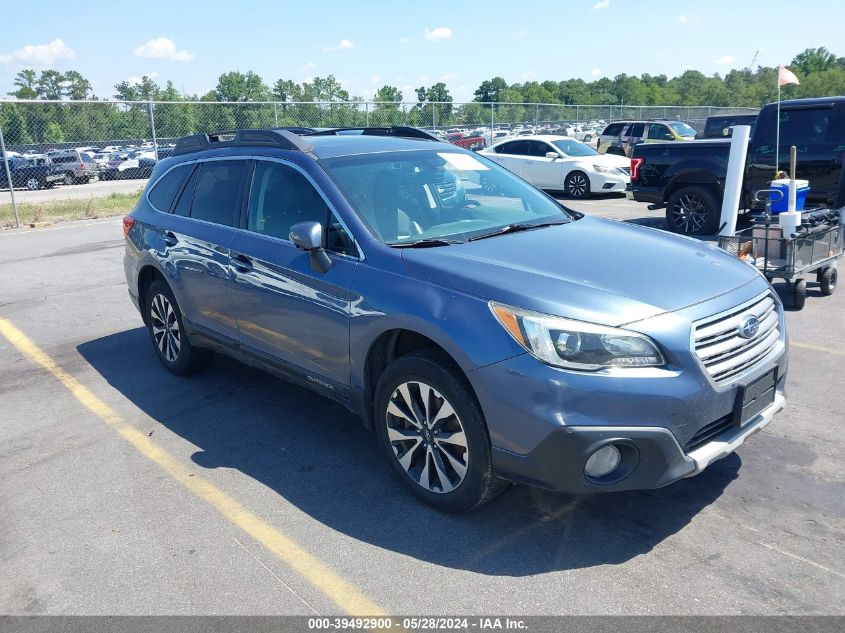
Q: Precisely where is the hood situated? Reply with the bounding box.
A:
[401,217,759,327]
[584,153,630,169]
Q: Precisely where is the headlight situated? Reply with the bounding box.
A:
[490,302,665,371]
[593,164,626,175]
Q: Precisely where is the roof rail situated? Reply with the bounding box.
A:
[305,126,445,143]
[172,128,314,156]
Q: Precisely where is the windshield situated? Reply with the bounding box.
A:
[323,150,570,244]
[551,139,598,157]
[669,121,697,137]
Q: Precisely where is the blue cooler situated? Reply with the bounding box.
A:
[769,178,809,212]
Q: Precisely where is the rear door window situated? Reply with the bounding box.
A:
[628,123,645,138]
[173,165,199,217]
[496,140,530,155]
[188,161,247,227]
[148,164,192,212]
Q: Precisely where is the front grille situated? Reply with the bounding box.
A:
[684,414,733,453]
[693,293,781,384]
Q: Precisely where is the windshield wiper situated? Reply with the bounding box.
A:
[468,220,567,242]
[388,238,465,248]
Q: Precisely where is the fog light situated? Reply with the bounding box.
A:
[584,445,621,478]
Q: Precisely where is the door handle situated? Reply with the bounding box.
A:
[163,231,177,247]
[231,252,253,272]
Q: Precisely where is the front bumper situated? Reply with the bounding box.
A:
[589,172,629,193]
[491,393,785,494]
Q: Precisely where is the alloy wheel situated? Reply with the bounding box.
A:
[385,381,469,494]
[150,293,181,363]
[670,193,709,233]
[26,178,40,190]
[568,173,588,197]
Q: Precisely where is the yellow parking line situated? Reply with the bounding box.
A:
[0,318,387,617]
[791,341,844,356]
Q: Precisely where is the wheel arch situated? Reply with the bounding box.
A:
[358,326,477,430]
[136,264,167,326]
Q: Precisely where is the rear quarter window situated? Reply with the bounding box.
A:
[601,123,624,136]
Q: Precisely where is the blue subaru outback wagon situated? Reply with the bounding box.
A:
[123,126,787,512]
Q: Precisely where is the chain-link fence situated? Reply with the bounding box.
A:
[0,98,757,227]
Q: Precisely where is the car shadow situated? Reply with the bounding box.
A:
[78,327,741,577]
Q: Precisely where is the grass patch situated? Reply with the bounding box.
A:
[0,190,143,228]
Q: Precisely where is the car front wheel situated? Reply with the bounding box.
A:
[565,170,591,198]
[374,349,506,512]
[145,279,212,375]
[25,177,42,190]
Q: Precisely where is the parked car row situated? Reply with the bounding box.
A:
[1,142,175,190]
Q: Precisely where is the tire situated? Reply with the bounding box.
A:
[63,172,74,185]
[820,267,837,296]
[583,134,592,143]
[665,186,719,235]
[565,170,591,199]
[145,279,212,375]
[792,278,807,310]
[25,177,42,191]
[373,349,506,512]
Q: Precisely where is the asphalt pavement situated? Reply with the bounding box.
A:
[0,206,843,616]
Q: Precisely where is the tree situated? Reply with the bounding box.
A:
[114,76,161,101]
[272,79,304,102]
[213,71,270,102]
[373,85,403,104]
[415,82,453,128]
[0,103,32,143]
[310,75,349,102]
[62,70,92,100]
[43,121,65,142]
[36,70,64,100]
[473,77,507,103]
[9,70,37,99]
[792,47,837,76]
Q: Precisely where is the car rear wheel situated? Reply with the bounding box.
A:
[665,186,719,235]
[63,172,74,185]
[145,280,212,375]
[565,170,591,198]
[374,349,506,512]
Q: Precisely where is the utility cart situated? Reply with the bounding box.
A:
[718,194,843,310]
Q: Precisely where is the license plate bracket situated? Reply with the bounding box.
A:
[734,368,777,428]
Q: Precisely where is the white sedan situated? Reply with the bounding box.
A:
[479,135,630,198]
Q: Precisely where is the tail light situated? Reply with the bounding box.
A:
[80,162,86,171]
[630,157,644,181]
[122,215,135,238]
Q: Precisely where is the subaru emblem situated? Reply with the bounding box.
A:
[737,315,760,339]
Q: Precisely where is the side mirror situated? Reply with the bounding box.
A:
[545,152,559,159]
[289,221,331,273]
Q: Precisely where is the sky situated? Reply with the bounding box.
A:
[1,0,843,103]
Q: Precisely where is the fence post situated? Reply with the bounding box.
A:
[147,102,159,160]
[491,102,495,135]
[0,120,20,229]
[535,103,539,127]
[432,104,436,131]
[274,102,279,127]
[365,102,370,127]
